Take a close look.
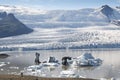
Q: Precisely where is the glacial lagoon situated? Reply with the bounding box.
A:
[0,49,120,79]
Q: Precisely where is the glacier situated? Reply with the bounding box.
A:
[0,25,120,50]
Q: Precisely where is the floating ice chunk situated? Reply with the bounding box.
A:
[25,64,43,72]
[28,70,42,76]
[59,70,79,78]
[100,78,107,80]
[43,63,60,67]
[0,62,6,67]
[23,64,44,76]
[9,66,19,70]
[0,68,4,71]
[10,72,17,75]
[7,62,10,64]
[43,56,60,67]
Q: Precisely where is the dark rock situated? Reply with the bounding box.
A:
[0,53,9,59]
[62,56,72,66]
[35,52,40,64]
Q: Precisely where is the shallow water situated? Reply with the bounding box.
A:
[0,49,120,79]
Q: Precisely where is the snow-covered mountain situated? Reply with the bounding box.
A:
[0,5,120,50]
[0,5,120,28]
[100,5,120,25]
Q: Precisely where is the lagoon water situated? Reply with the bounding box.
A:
[0,49,120,79]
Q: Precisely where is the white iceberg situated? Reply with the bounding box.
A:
[72,53,102,67]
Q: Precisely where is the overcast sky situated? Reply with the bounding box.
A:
[0,0,120,10]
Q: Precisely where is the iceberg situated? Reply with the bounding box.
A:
[42,56,60,67]
[72,53,102,67]
[23,56,60,76]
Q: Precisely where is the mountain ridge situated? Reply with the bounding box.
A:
[0,5,120,27]
[0,12,33,38]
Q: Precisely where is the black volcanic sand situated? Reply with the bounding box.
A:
[0,75,96,80]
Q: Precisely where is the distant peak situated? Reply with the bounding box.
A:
[101,5,113,11]
[100,5,113,17]
[101,5,111,9]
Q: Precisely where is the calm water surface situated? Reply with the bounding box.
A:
[0,49,120,79]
